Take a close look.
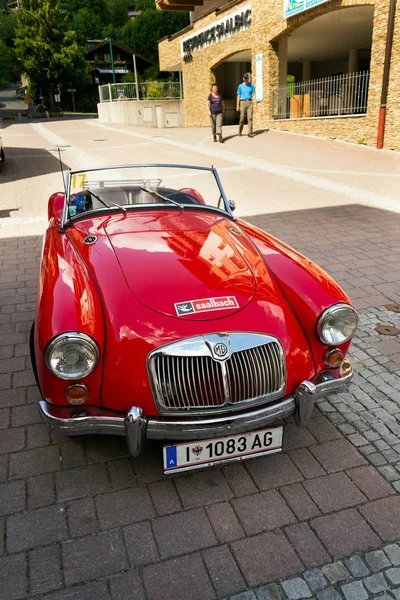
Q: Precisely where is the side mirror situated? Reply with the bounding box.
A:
[228,200,236,212]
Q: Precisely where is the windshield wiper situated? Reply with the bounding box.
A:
[139,185,183,210]
[87,189,127,215]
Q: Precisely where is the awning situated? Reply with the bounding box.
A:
[96,68,128,74]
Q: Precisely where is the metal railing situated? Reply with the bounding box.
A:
[272,71,370,120]
[98,81,182,103]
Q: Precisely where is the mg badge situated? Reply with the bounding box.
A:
[213,342,228,359]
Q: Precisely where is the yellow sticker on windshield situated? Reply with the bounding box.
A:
[70,173,86,191]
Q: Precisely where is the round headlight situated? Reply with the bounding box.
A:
[45,333,99,380]
[317,304,358,346]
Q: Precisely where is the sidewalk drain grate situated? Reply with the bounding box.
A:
[376,324,400,336]
[385,303,400,313]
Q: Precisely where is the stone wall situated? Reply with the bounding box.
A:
[384,0,400,150]
[97,99,184,128]
[158,0,399,150]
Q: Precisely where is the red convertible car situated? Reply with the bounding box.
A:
[31,164,357,473]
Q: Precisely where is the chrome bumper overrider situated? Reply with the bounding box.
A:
[39,365,353,457]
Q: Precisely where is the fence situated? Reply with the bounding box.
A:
[272,71,370,120]
[98,81,182,103]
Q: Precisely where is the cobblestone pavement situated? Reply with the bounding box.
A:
[1,125,400,599]
[232,545,400,599]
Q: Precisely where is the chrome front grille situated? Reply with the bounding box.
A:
[148,333,286,415]
[226,343,283,404]
[154,355,226,410]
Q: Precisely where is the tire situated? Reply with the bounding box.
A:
[1,147,5,163]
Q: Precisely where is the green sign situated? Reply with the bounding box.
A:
[284,0,329,18]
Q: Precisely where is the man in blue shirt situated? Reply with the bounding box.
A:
[236,73,255,137]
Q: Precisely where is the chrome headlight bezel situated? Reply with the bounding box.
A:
[45,332,99,380]
[317,303,358,346]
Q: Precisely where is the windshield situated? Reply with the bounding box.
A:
[63,164,231,226]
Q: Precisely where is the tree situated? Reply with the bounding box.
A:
[134,0,157,10]
[0,40,13,85]
[14,0,89,110]
[0,10,17,41]
[116,4,189,62]
[58,0,109,29]
[71,8,104,43]
[105,0,131,28]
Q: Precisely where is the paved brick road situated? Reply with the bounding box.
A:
[1,122,400,599]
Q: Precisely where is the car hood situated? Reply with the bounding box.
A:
[102,212,256,320]
[65,211,316,413]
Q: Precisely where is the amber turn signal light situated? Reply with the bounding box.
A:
[65,383,89,405]
[323,348,344,368]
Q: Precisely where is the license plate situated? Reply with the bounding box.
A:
[163,426,283,474]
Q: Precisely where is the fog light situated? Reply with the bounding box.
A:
[65,383,89,405]
[324,348,344,368]
[340,359,353,377]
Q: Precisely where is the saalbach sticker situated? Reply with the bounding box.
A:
[174,296,239,316]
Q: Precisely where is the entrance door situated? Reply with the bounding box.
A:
[213,51,251,126]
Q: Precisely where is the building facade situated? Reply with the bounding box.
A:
[157,0,399,150]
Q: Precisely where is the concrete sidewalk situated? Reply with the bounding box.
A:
[1,118,400,238]
[1,119,400,599]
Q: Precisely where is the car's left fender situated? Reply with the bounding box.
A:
[34,225,105,407]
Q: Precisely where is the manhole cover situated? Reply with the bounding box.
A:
[376,324,400,336]
[91,139,108,142]
[385,303,400,313]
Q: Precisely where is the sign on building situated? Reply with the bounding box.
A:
[284,0,329,18]
[181,4,251,57]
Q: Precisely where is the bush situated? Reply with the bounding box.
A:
[36,103,47,113]
[143,65,159,81]
[168,86,181,98]
[145,82,166,98]
[76,97,97,113]
[122,70,143,84]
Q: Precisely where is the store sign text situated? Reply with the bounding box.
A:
[284,0,329,18]
[181,5,251,56]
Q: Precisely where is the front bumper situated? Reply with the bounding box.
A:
[39,364,353,457]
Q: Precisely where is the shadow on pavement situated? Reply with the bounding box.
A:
[245,203,400,310]
[222,128,269,142]
[0,146,68,183]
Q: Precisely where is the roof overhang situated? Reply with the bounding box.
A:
[156,0,203,11]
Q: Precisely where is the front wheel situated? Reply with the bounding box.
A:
[0,147,5,163]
